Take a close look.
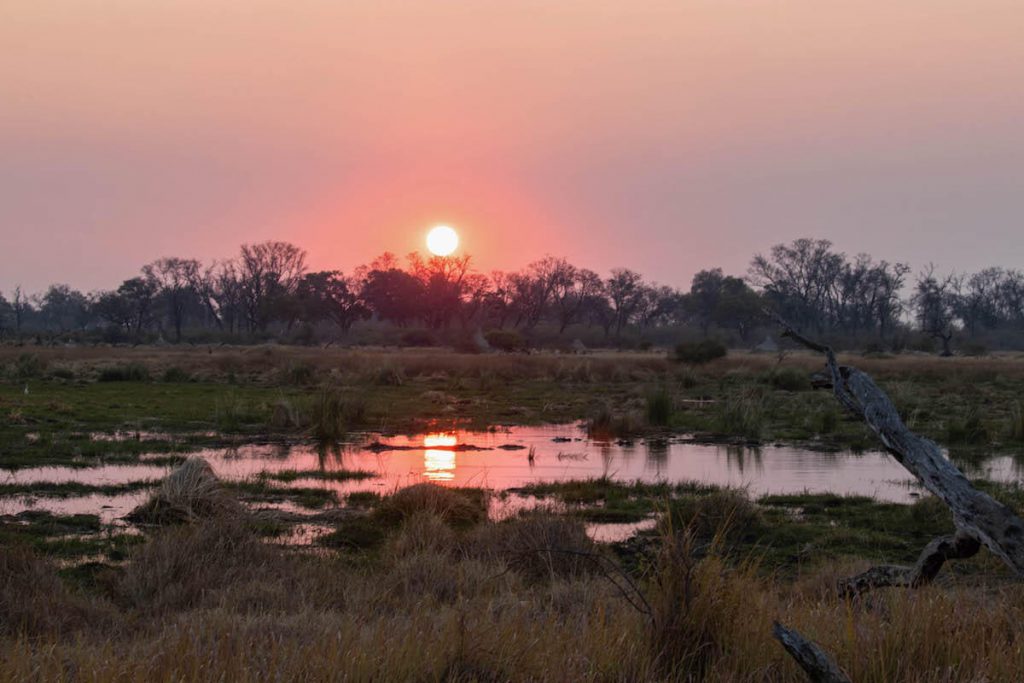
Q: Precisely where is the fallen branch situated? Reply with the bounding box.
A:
[772,622,851,683]
[769,312,1024,593]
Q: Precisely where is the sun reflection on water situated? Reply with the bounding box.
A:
[423,433,457,481]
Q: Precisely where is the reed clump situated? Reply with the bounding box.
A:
[127,458,240,525]
[374,483,487,529]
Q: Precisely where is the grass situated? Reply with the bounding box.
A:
[0,479,159,497]
[128,458,239,524]
[2,487,1024,680]
[264,468,376,483]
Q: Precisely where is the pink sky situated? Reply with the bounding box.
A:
[2,1,1023,293]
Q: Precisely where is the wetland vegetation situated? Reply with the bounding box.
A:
[3,345,1024,680]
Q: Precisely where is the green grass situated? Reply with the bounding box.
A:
[0,480,160,497]
[265,469,376,483]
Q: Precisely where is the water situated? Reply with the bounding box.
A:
[5,423,1024,536]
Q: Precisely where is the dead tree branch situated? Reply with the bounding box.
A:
[772,622,851,683]
[768,311,1024,593]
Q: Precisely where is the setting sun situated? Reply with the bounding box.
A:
[426,225,459,256]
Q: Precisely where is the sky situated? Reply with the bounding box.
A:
[2,0,1023,294]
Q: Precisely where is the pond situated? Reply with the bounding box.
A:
[3,423,1023,541]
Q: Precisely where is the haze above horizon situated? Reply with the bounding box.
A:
[2,1,1023,292]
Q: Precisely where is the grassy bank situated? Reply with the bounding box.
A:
[2,477,1023,681]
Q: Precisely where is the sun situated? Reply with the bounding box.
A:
[426,225,459,256]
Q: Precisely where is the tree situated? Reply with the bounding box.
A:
[0,292,12,337]
[552,266,602,333]
[912,266,960,356]
[361,268,424,327]
[38,285,91,333]
[238,241,308,331]
[143,257,202,342]
[296,271,370,334]
[606,268,644,338]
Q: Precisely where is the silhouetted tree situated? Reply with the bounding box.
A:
[238,241,307,331]
[912,266,960,356]
[296,271,370,333]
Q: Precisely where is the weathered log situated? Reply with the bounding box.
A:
[772,622,851,683]
[771,313,1024,585]
[839,532,980,597]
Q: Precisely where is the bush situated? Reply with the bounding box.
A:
[399,329,437,347]
[13,353,45,379]
[161,366,192,383]
[280,360,316,385]
[673,340,727,365]
[761,367,808,391]
[97,363,150,382]
[961,343,989,357]
[484,329,527,352]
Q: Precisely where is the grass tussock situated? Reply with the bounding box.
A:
[714,388,766,440]
[645,386,674,427]
[0,545,113,637]
[6,486,1024,680]
[128,458,240,525]
[462,511,596,581]
[97,362,150,382]
[307,385,367,441]
[374,483,487,529]
[587,405,647,440]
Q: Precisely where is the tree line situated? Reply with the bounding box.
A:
[1,238,1022,352]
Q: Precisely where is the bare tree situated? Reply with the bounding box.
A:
[238,241,308,331]
[912,265,960,356]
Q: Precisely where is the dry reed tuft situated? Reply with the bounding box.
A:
[462,511,597,581]
[374,483,488,528]
[127,458,240,525]
[0,545,115,637]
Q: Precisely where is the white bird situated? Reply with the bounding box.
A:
[23,384,29,395]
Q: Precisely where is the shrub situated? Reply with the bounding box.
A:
[161,366,192,383]
[673,340,727,365]
[49,366,75,380]
[961,343,989,357]
[761,367,808,391]
[280,360,316,385]
[98,363,150,382]
[399,329,437,347]
[484,329,527,352]
[13,353,46,379]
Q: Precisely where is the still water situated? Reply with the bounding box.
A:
[4,423,1023,531]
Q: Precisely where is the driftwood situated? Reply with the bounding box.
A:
[771,314,1024,594]
[772,622,851,683]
